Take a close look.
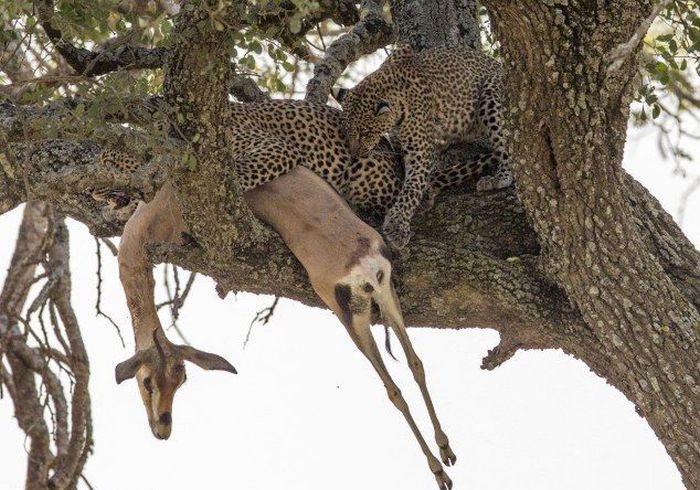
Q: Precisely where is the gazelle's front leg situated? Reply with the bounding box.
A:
[386,286,456,466]
[340,307,452,490]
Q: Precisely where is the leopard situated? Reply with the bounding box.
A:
[90,150,144,209]
[336,44,512,249]
[93,100,487,232]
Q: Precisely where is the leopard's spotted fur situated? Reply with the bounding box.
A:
[93,101,482,241]
[338,45,512,248]
[91,151,142,209]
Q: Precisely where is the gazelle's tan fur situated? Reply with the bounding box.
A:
[247,167,456,489]
[117,168,454,488]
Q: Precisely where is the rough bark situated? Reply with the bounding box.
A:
[483,1,700,486]
[162,0,268,263]
[391,0,481,50]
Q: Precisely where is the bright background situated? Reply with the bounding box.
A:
[0,127,697,489]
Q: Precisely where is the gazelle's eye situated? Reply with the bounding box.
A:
[143,377,153,395]
[375,101,390,116]
[376,270,385,284]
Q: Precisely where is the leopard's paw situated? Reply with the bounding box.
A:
[476,172,513,192]
[382,214,412,250]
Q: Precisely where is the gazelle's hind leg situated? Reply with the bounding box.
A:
[340,307,452,490]
[386,287,456,466]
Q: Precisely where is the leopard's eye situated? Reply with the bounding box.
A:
[375,100,391,116]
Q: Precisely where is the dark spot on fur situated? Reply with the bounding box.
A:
[334,284,353,327]
[379,244,394,261]
[345,236,372,269]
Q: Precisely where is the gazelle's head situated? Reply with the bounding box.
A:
[115,328,236,440]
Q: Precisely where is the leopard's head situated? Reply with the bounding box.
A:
[335,45,416,157]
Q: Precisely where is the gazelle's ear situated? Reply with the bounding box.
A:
[176,345,237,374]
[115,350,148,384]
[331,87,350,104]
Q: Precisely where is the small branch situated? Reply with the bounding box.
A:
[305,0,395,104]
[243,297,280,348]
[159,265,196,345]
[100,238,119,256]
[606,0,672,74]
[94,238,125,348]
[34,0,169,76]
[677,175,700,227]
[252,0,360,60]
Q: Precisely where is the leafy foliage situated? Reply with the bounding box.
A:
[632,1,699,168]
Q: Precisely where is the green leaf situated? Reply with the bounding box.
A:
[669,39,678,54]
[652,104,661,119]
[289,16,301,34]
[250,40,262,54]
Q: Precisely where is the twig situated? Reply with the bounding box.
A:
[94,238,125,348]
[99,238,119,256]
[607,0,673,75]
[243,297,280,348]
[159,265,196,345]
[677,175,700,226]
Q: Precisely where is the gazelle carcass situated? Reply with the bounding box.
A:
[116,167,455,489]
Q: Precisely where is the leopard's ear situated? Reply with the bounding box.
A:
[386,44,415,65]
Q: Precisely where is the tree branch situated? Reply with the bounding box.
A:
[606,0,672,74]
[34,0,169,76]
[305,0,395,104]
[0,202,92,489]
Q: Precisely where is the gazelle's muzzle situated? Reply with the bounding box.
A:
[151,410,172,440]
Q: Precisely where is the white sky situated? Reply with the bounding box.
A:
[0,125,697,489]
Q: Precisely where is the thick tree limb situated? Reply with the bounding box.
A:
[391,0,481,50]
[484,1,700,486]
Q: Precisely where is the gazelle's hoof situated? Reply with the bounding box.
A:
[434,469,453,490]
[440,444,457,466]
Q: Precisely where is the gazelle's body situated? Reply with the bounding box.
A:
[245,169,391,317]
[117,168,455,488]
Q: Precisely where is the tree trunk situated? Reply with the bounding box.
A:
[483,2,700,486]
[391,0,480,50]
